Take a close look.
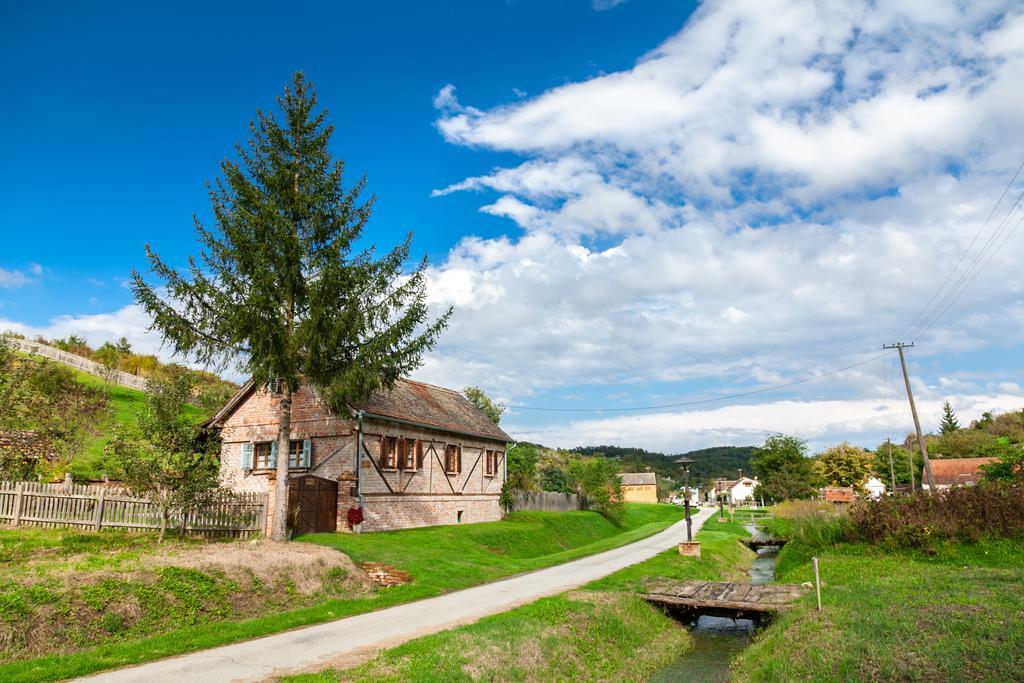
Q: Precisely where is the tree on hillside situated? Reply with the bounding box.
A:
[103,369,219,541]
[939,401,960,434]
[131,73,451,541]
[750,434,820,502]
[815,442,873,492]
[463,386,505,424]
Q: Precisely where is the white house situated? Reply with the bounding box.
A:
[712,476,758,505]
[864,476,886,499]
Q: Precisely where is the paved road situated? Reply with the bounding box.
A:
[79,507,715,683]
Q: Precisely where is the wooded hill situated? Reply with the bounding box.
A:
[571,444,754,485]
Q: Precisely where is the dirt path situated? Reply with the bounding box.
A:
[77,507,715,683]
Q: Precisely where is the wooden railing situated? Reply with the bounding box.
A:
[3,337,149,391]
[0,480,267,538]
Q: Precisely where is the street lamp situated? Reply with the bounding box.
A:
[674,456,695,541]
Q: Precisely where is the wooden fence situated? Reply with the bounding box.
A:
[4,337,149,391]
[0,481,267,538]
[510,490,589,513]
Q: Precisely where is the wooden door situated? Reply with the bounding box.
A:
[288,475,338,536]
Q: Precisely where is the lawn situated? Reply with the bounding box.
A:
[731,536,1024,681]
[0,504,683,682]
[284,518,753,682]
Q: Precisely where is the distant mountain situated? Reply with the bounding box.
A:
[570,444,754,486]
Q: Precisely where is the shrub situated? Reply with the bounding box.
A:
[849,482,1024,548]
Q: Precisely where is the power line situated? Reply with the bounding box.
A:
[507,351,894,413]
[897,156,1024,341]
[914,199,1024,339]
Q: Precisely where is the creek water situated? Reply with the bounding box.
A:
[650,525,778,683]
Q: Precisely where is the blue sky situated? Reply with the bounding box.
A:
[3,0,1024,453]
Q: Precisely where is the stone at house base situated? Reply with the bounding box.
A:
[678,541,701,557]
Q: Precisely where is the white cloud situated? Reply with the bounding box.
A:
[416,0,1024,449]
[1,305,160,354]
[508,393,1024,453]
[0,265,42,289]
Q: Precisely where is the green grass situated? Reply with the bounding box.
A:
[0,504,683,682]
[300,504,684,593]
[285,518,753,682]
[732,534,1024,681]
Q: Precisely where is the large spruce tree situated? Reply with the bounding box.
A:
[132,73,451,540]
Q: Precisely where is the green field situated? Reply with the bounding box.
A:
[732,536,1024,681]
[285,519,753,682]
[0,504,682,682]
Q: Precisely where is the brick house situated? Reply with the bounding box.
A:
[617,472,658,503]
[206,379,511,535]
[923,457,999,490]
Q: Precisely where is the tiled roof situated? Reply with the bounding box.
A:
[207,378,511,443]
[929,457,998,486]
[352,379,511,442]
[618,472,657,486]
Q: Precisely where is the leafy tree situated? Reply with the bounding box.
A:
[539,464,573,493]
[929,428,998,458]
[131,73,450,540]
[115,337,132,356]
[815,442,873,492]
[103,370,219,541]
[0,339,109,479]
[750,434,820,502]
[94,341,122,381]
[872,439,921,487]
[463,386,504,424]
[567,456,624,523]
[979,444,1024,482]
[939,401,960,434]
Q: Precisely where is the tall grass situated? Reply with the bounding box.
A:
[764,499,851,548]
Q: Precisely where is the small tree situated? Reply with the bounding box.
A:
[815,442,873,493]
[131,73,450,540]
[94,342,122,382]
[567,456,623,523]
[750,434,820,502]
[103,370,219,541]
[939,401,960,434]
[463,386,505,424]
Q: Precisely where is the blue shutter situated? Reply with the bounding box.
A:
[270,441,278,468]
[301,439,311,468]
[241,442,254,469]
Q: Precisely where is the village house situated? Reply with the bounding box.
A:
[206,379,511,535]
[710,476,758,505]
[617,472,658,503]
[923,457,999,490]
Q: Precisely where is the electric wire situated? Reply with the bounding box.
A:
[896,156,1024,341]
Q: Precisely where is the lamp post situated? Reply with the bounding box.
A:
[674,456,695,541]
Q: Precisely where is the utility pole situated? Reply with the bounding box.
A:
[886,439,896,494]
[883,343,934,489]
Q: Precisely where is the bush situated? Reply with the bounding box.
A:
[849,482,1024,548]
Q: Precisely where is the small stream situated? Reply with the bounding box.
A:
[650,525,778,683]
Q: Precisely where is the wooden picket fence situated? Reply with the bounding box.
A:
[0,480,267,538]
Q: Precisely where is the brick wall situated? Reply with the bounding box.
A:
[217,384,506,534]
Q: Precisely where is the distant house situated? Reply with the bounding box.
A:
[822,486,855,504]
[864,476,887,499]
[923,457,999,490]
[207,379,510,535]
[618,472,658,503]
[711,476,758,505]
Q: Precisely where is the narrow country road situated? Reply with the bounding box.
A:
[78,507,715,683]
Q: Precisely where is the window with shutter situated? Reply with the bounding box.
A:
[269,441,278,468]
[241,442,254,469]
[254,442,273,469]
[401,439,417,470]
[397,438,407,470]
[445,444,459,474]
[416,440,425,469]
[382,436,398,469]
[457,445,462,473]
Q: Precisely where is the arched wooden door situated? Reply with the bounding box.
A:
[288,475,338,536]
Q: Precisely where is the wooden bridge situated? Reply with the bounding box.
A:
[645,580,805,621]
[740,536,787,550]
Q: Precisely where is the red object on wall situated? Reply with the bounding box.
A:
[347,506,364,529]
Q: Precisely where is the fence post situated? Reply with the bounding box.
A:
[812,556,822,611]
[93,487,106,531]
[13,482,24,526]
